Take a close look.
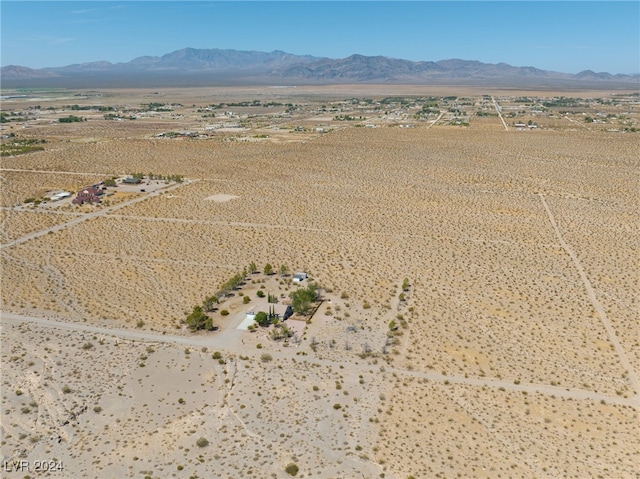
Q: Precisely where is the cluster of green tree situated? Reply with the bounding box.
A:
[103,177,118,187]
[334,115,364,121]
[1,138,46,156]
[415,106,439,118]
[542,97,582,108]
[289,283,319,315]
[348,97,375,105]
[140,102,176,112]
[64,104,113,111]
[380,97,412,105]
[158,131,184,138]
[476,111,497,117]
[216,272,245,299]
[0,112,28,123]
[103,113,135,120]
[184,305,215,331]
[151,173,184,182]
[126,172,184,183]
[59,115,84,123]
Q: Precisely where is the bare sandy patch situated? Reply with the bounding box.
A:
[204,193,239,202]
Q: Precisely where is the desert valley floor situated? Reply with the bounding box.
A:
[1,86,638,478]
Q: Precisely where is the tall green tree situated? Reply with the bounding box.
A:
[290,283,319,314]
[185,305,214,331]
[254,311,270,327]
[202,295,218,312]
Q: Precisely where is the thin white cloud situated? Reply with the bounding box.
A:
[49,37,75,45]
[21,35,75,45]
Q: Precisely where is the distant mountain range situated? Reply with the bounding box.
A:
[2,48,639,88]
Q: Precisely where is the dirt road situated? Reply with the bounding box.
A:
[492,96,508,130]
[539,193,639,398]
[3,310,636,408]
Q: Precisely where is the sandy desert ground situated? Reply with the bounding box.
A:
[1,86,638,478]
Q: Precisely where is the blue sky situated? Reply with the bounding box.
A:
[1,1,638,74]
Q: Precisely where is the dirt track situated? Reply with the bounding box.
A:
[3,311,636,409]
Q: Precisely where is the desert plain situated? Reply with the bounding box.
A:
[1,85,639,478]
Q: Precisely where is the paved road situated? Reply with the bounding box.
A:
[2,311,637,408]
[427,112,444,129]
[492,96,508,130]
[0,180,195,250]
[539,193,640,398]
[563,115,591,130]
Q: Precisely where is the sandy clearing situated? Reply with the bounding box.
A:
[204,193,239,202]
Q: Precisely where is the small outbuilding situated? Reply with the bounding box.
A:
[122,177,142,184]
[50,191,71,201]
[292,272,308,283]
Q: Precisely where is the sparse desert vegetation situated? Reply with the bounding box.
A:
[1,85,638,478]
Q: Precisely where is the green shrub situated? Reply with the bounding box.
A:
[285,463,299,476]
[254,311,269,327]
[196,437,209,448]
[260,353,273,362]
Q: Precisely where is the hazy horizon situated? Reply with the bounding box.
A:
[2,1,639,75]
